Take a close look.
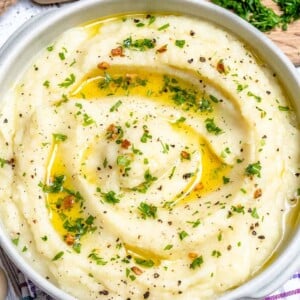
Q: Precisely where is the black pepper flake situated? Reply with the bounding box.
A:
[153,273,160,278]
[258,235,265,239]
[99,290,109,295]
[187,58,194,64]
[252,230,257,236]
[177,280,181,286]
[227,245,232,251]
[190,30,195,36]
[3,118,8,123]
[266,91,271,95]
[199,56,206,62]
[143,291,150,299]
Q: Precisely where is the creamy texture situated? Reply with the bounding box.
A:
[0,14,299,300]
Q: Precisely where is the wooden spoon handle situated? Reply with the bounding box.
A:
[32,0,74,4]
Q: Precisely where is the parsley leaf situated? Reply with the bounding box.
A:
[58,74,76,88]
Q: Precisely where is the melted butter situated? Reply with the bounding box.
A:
[48,65,231,240]
[46,143,82,237]
[124,243,165,265]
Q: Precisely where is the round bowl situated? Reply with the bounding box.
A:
[0,0,299,299]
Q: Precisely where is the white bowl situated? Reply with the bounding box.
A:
[0,0,299,299]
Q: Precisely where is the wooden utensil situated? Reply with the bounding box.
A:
[32,0,74,3]
[0,267,8,300]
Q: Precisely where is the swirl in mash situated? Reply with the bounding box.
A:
[0,14,299,300]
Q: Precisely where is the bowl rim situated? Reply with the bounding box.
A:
[0,0,299,299]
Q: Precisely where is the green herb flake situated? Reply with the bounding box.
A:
[186,219,201,228]
[140,125,152,143]
[58,73,76,88]
[43,80,50,88]
[41,236,48,241]
[88,251,107,265]
[138,202,158,219]
[190,255,203,269]
[102,190,120,205]
[0,158,8,168]
[158,23,170,31]
[134,257,154,268]
[245,161,262,177]
[52,251,64,261]
[168,166,176,179]
[83,113,95,126]
[39,175,66,193]
[251,207,260,219]
[212,250,222,258]
[178,230,189,241]
[122,36,156,51]
[47,45,54,52]
[175,40,186,48]
[12,237,20,246]
[175,116,186,123]
[205,118,223,135]
[53,133,68,142]
[278,105,290,111]
[223,176,230,184]
[58,52,65,60]
[148,15,156,25]
[110,100,122,112]
[164,244,173,250]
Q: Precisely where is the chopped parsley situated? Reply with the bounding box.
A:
[133,169,157,193]
[245,161,262,177]
[58,73,76,88]
[140,125,152,143]
[251,207,260,219]
[0,158,8,168]
[110,100,122,112]
[52,251,64,261]
[82,113,95,126]
[39,175,66,193]
[43,80,50,88]
[158,23,170,31]
[190,255,203,269]
[175,40,186,48]
[134,257,154,268]
[88,251,107,265]
[100,190,120,205]
[205,118,223,135]
[164,244,173,250]
[278,105,290,111]
[52,133,68,142]
[178,230,189,240]
[222,176,230,184]
[122,36,156,51]
[138,202,157,219]
[186,219,201,228]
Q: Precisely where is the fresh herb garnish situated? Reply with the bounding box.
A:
[58,73,76,88]
[133,169,157,193]
[205,118,223,135]
[178,230,189,240]
[122,36,156,51]
[190,255,203,269]
[100,190,120,205]
[88,251,107,265]
[175,40,186,48]
[53,133,67,142]
[138,202,158,219]
[134,257,154,267]
[52,251,64,261]
[245,161,262,177]
[110,100,122,112]
[39,175,66,193]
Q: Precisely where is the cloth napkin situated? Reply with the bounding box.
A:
[0,245,299,300]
